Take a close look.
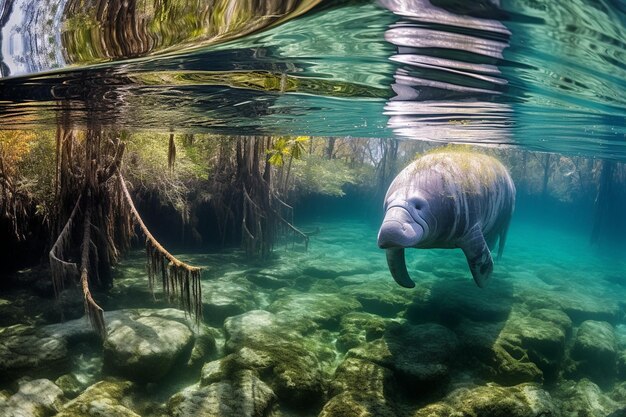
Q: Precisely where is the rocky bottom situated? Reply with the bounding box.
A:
[1,220,626,417]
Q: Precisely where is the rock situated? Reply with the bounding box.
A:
[187,324,218,370]
[319,391,400,417]
[302,263,371,280]
[529,308,573,335]
[55,288,85,321]
[245,273,290,289]
[519,288,621,324]
[413,383,558,417]
[103,314,194,382]
[0,378,64,417]
[0,324,68,382]
[340,281,414,317]
[200,348,274,386]
[406,278,513,326]
[455,308,570,385]
[55,379,140,417]
[330,357,396,398]
[553,379,621,417]
[618,351,626,379]
[569,320,617,384]
[455,319,543,385]
[337,312,386,352]
[168,370,276,417]
[224,310,328,406]
[202,277,258,326]
[347,322,457,393]
[55,374,84,398]
[502,310,568,380]
[268,292,361,329]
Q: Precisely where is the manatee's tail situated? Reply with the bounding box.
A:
[385,248,416,288]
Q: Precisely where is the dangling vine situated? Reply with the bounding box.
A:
[118,172,202,324]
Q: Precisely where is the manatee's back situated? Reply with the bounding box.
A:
[408,150,515,246]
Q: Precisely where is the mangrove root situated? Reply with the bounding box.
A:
[118,171,202,324]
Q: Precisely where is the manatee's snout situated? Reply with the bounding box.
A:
[377,206,424,249]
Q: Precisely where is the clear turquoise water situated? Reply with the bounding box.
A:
[1,0,626,415]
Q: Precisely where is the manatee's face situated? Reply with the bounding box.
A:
[377,189,432,249]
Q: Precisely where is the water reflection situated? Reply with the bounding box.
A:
[381,0,514,144]
[0,0,321,78]
[0,0,625,159]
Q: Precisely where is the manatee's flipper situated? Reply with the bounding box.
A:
[386,248,416,288]
[497,217,512,261]
[460,224,493,288]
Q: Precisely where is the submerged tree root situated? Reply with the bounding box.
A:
[49,194,82,297]
[118,172,202,324]
[80,202,106,338]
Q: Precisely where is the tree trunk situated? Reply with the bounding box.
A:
[590,160,615,245]
[541,154,551,199]
[325,137,336,159]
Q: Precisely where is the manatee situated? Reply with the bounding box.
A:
[377,148,515,288]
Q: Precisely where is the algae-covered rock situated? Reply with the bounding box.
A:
[224,310,327,406]
[330,357,396,397]
[103,314,194,382]
[168,370,276,417]
[406,278,512,325]
[186,323,218,370]
[200,348,274,386]
[553,379,621,417]
[55,374,84,399]
[455,319,543,385]
[340,281,414,317]
[268,292,362,329]
[0,324,68,381]
[456,307,571,385]
[569,320,617,384]
[318,391,400,417]
[618,351,626,379]
[0,378,64,417]
[55,379,140,417]
[413,383,558,417]
[529,308,573,336]
[518,287,621,324]
[501,310,568,380]
[337,312,386,352]
[202,277,258,326]
[323,329,401,417]
[245,273,291,289]
[346,322,457,393]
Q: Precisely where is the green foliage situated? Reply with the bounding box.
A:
[267,136,310,167]
[0,129,56,223]
[124,132,207,218]
[291,155,364,197]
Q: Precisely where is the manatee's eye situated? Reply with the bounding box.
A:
[410,197,427,211]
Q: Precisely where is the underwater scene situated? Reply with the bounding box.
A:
[1,0,626,416]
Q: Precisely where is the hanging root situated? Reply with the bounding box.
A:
[80,204,106,338]
[49,194,82,297]
[118,172,202,324]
